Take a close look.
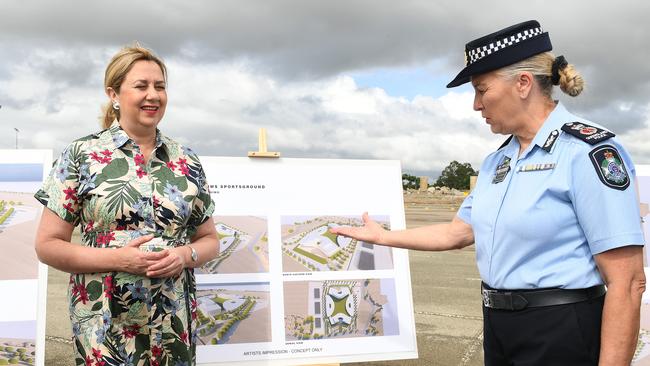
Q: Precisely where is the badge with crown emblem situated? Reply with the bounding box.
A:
[588,145,629,190]
[492,155,511,184]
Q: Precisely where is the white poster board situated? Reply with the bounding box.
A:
[635,164,650,364]
[0,149,51,366]
[196,157,418,365]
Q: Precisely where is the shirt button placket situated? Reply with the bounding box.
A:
[488,155,517,283]
[144,153,155,231]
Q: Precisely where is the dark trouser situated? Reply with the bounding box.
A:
[483,295,604,366]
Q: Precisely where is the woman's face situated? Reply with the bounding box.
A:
[111,60,167,131]
[471,71,521,135]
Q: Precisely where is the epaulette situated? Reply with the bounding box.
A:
[561,122,615,145]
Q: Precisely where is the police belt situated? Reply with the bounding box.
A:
[481,283,606,311]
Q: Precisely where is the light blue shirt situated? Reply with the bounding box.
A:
[458,102,645,290]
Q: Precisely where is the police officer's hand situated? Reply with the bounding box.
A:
[330,212,386,245]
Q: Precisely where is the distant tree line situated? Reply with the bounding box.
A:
[401,173,419,190]
[403,161,477,191]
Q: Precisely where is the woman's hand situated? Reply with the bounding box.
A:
[116,234,168,275]
[330,212,387,245]
[145,246,189,278]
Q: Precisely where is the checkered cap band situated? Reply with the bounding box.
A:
[466,27,544,66]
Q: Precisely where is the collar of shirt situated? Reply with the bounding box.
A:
[506,101,573,160]
[100,120,169,156]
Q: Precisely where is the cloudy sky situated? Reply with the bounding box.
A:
[1,0,649,179]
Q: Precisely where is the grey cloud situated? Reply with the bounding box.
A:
[2,1,649,81]
[1,0,649,175]
[31,52,103,89]
[0,93,38,110]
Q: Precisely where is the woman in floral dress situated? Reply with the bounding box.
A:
[34,45,218,366]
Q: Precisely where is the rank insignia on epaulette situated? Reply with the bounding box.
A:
[541,129,559,153]
[561,122,615,145]
[589,145,630,190]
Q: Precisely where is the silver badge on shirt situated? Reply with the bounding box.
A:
[492,156,511,184]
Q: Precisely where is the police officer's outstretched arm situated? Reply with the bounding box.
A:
[331,212,474,251]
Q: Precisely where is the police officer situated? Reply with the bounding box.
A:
[333,20,645,365]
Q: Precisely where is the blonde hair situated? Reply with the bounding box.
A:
[496,52,584,98]
[101,43,167,129]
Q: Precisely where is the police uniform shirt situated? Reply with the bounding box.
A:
[457,102,645,290]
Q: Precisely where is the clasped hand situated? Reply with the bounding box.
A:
[117,234,188,278]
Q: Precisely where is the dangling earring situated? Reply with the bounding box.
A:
[112,101,120,110]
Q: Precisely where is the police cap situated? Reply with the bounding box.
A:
[447,20,553,88]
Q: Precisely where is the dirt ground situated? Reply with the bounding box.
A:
[44,191,483,366]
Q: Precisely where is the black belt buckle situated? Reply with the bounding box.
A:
[482,287,495,308]
[482,286,529,310]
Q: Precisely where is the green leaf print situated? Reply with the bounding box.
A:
[73,308,97,323]
[169,339,189,358]
[74,337,86,361]
[171,314,184,335]
[103,158,129,178]
[116,273,143,287]
[104,179,141,214]
[91,302,103,312]
[126,301,145,320]
[86,280,102,301]
[68,141,86,166]
[83,195,116,227]
[94,157,128,187]
[152,166,188,195]
[134,333,149,361]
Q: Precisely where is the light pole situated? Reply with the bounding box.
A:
[14,128,19,149]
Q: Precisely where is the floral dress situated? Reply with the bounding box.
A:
[36,121,215,366]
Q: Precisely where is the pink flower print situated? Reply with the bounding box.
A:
[63,202,75,213]
[136,167,147,178]
[134,153,145,166]
[90,152,102,163]
[179,164,189,176]
[85,220,94,233]
[63,187,78,201]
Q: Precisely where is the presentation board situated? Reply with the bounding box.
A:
[195,157,418,365]
[0,149,51,366]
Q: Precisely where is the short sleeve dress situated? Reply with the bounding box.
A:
[35,121,215,366]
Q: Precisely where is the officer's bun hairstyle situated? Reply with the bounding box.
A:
[497,52,584,98]
[557,61,583,97]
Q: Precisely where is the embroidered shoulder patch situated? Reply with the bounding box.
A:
[561,122,615,145]
[588,145,630,190]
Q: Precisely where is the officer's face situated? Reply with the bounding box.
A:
[471,71,520,135]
